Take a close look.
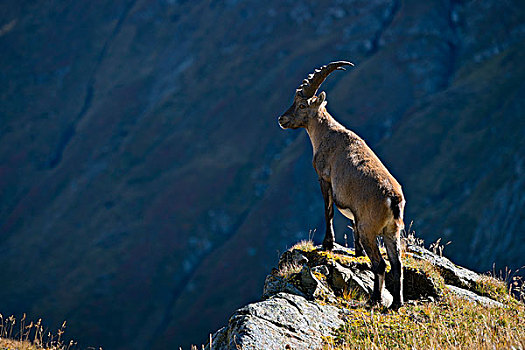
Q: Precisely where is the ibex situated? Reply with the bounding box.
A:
[278,61,405,309]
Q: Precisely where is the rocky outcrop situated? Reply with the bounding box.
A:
[446,285,504,308]
[407,245,481,290]
[210,292,343,350]
[210,242,506,349]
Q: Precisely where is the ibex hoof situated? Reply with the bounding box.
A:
[367,298,382,308]
[354,249,366,257]
[390,301,403,311]
[322,241,334,251]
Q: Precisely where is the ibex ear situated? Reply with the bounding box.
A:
[316,91,326,106]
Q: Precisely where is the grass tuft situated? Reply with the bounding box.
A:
[0,315,77,350]
[474,275,509,302]
[275,262,303,280]
[290,240,316,252]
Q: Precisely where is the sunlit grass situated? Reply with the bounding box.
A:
[290,239,316,252]
[289,237,525,350]
[323,291,525,350]
[0,314,77,350]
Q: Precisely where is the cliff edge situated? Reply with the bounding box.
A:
[207,240,524,350]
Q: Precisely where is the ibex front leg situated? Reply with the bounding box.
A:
[320,179,335,251]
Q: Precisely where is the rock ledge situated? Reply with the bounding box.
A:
[209,242,507,350]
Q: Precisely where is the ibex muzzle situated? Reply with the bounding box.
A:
[278,61,405,310]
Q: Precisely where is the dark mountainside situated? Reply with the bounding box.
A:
[0,0,524,349]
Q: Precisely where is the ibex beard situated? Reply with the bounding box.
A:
[278,61,405,310]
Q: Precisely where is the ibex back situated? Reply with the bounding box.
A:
[278,61,405,309]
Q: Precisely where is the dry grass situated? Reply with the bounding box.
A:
[474,275,509,300]
[290,239,316,252]
[275,262,303,279]
[318,235,525,350]
[290,235,525,350]
[0,315,77,350]
[323,291,525,350]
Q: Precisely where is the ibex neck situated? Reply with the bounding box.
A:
[306,110,341,153]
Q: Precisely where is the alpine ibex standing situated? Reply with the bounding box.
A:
[278,61,405,309]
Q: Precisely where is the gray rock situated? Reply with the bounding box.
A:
[387,264,442,301]
[311,264,330,276]
[331,243,356,256]
[263,266,334,302]
[300,265,319,293]
[300,265,332,299]
[407,245,480,290]
[446,285,504,308]
[278,249,308,270]
[209,292,344,350]
[330,261,392,307]
[262,274,307,300]
[330,261,355,291]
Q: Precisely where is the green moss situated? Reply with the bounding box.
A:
[294,247,371,271]
[318,250,370,267]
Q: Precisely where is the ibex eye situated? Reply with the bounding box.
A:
[299,104,306,109]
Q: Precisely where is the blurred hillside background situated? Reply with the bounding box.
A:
[1,0,524,348]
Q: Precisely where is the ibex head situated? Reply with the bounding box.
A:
[278,61,353,129]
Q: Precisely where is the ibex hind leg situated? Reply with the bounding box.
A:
[360,229,386,305]
[350,220,366,257]
[384,225,404,310]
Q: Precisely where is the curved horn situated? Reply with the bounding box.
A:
[297,61,354,98]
